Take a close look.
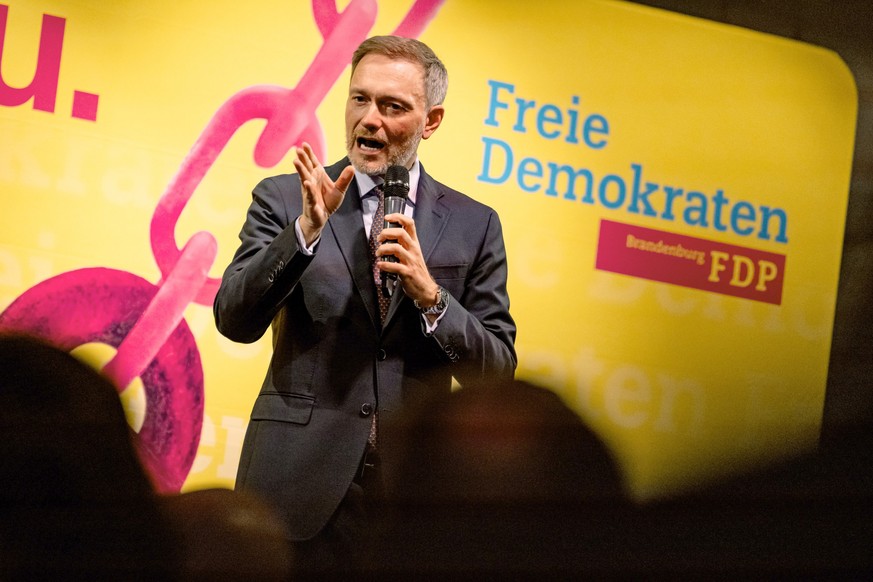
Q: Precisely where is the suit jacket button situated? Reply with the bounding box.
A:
[376,349,387,361]
[360,403,373,416]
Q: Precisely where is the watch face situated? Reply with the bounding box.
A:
[434,288,448,311]
[422,287,447,314]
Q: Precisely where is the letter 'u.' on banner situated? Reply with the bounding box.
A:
[0,0,856,499]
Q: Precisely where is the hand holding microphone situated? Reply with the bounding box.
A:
[380,165,410,295]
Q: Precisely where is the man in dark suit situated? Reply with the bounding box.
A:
[213,35,516,574]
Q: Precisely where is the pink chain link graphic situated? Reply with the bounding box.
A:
[0,0,444,492]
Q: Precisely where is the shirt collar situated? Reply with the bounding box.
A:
[355,159,420,207]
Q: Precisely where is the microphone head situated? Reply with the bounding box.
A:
[384,165,410,200]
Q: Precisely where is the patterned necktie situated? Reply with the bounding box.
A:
[367,185,391,323]
[366,185,386,451]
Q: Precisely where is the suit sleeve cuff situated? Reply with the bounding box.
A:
[294,216,319,255]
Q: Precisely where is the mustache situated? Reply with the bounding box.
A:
[354,130,385,141]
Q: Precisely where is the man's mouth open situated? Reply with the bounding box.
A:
[357,137,385,153]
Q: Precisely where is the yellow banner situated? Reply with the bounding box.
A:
[0,0,856,498]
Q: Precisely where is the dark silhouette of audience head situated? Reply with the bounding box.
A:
[0,333,293,581]
[0,333,179,580]
[372,378,633,577]
[384,378,626,504]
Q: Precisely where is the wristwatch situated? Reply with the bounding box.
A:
[415,286,449,315]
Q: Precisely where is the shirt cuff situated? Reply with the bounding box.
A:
[422,305,448,335]
[294,216,319,255]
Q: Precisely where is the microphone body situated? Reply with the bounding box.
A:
[380,166,410,292]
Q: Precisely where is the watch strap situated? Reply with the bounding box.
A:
[415,286,448,315]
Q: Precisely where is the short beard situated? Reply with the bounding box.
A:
[347,126,423,176]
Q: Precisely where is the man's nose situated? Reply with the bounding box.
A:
[360,103,382,129]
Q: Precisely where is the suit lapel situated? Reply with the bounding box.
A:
[412,165,451,263]
[324,160,382,330]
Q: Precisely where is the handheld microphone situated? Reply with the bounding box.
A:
[381,165,410,289]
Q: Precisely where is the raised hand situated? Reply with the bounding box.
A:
[293,142,355,245]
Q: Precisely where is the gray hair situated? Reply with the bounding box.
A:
[351,35,448,108]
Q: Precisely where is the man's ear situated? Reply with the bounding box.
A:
[422,105,445,139]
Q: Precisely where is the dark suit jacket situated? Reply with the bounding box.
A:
[213,158,517,540]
